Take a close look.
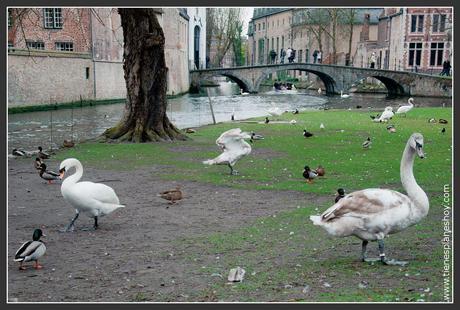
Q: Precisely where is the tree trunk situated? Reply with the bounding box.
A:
[101,8,187,142]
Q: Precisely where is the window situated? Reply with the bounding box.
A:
[408,42,422,66]
[281,36,284,48]
[386,21,390,41]
[55,41,73,51]
[271,37,274,50]
[430,42,444,66]
[8,41,13,48]
[410,15,424,33]
[44,8,63,29]
[26,41,45,50]
[432,14,446,32]
[277,19,279,26]
[276,37,279,53]
[262,22,265,30]
[258,23,260,31]
[298,49,303,63]
[85,67,90,79]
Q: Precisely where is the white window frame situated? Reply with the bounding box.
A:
[44,8,63,29]
[55,41,73,51]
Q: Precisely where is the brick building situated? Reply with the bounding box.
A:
[356,7,452,74]
[8,8,193,107]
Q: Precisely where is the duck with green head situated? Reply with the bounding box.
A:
[14,229,46,270]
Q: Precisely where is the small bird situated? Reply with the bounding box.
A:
[231,114,235,121]
[250,132,264,143]
[38,163,61,184]
[387,125,396,133]
[303,166,318,184]
[63,140,75,148]
[290,119,297,125]
[335,188,345,203]
[303,130,313,138]
[14,229,46,270]
[362,137,372,148]
[37,146,50,160]
[428,118,437,123]
[441,127,446,134]
[320,123,325,130]
[439,119,448,124]
[370,114,381,120]
[34,157,43,171]
[318,88,322,95]
[12,148,27,157]
[293,108,299,114]
[185,128,196,134]
[315,165,326,176]
[265,117,270,124]
[158,186,183,204]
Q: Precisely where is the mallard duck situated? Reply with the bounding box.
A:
[14,228,46,270]
[293,108,299,114]
[59,158,125,232]
[37,146,50,159]
[185,128,196,134]
[340,90,350,98]
[63,139,75,148]
[203,128,260,175]
[38,163,61,184]
[396,98,414,117]
[362,137,372,148]
[250,132,264,143]
[387,125,396,133]
[34,157,43,171]
[303,166,318,184]
[335,188,345,203]
[303,129,313,138]
[356,105,362,109]
[12,148,26,157]
[310,133,429,266]
[441,127,446,134]
[439,119,448,124]
[315,165,326,176]
[428,118,437,123]
[265,117,270,124]
[158,186,183,204]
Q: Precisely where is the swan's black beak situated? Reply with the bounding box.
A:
[416,143,425,158]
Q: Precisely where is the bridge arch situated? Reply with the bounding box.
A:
[349,74,406,98]
[254,67,338,95]
[200,72,252,93]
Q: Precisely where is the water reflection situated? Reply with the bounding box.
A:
[8,81,450,153]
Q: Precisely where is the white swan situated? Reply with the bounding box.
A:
[240,89,249,96]
[59,158,125,231]
[340,90,350,98]
[396,98,415,117]
[203,128,260,175]
[310,133,428,266]
[267,106,283,117]
[372,106,394,123]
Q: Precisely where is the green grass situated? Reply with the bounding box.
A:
[55,107,452,196]
[51,107,451,302]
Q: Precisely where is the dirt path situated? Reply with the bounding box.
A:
[7,157,329,302]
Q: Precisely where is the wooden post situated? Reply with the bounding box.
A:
[206,88,216,125]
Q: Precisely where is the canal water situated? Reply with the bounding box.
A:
[8,81,450,153]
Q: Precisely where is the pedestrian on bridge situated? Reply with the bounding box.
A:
[313,50,318,63]
[280,48,286,64]
[317,51,322,64]
[270,49,277,64]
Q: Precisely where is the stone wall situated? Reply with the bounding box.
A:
[8,51,93,106]
[94,61,126,100]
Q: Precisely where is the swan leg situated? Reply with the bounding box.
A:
[228,164,238,175]
[378,239,409,266]
[60,211,79,232]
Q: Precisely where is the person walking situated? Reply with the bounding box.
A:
[270,49,277,64]
[317,51,322,64]
[441,60,451,76]
[286,47,292,63]
[313,50,318,63]
[289,49,296,63]
[280,48,286,64]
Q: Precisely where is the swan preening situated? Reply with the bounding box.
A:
[59,158,125,231]
[396,98,414,117]
[203,128,261,175]
[310,133,429,266]
[372,106,394,123]
[14,229,46,270]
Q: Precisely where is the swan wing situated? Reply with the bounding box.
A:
[320,189,411,221]
[65,181,120,205]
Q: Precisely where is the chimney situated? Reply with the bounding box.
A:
[360,13,370,41]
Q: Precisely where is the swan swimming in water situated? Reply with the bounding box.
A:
[340,90,350,98]
[59,158,125,231]
[203,128,262,175]
[310,133,429,266]
[396,98,414,117]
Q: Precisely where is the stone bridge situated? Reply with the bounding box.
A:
[190,63,452,98]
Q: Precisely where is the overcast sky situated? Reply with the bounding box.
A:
[241,7,254,37]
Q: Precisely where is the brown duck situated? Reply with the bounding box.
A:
[158,186,183,204]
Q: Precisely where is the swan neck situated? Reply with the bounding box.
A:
[63,161,83,186]
[400,142,429,218]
